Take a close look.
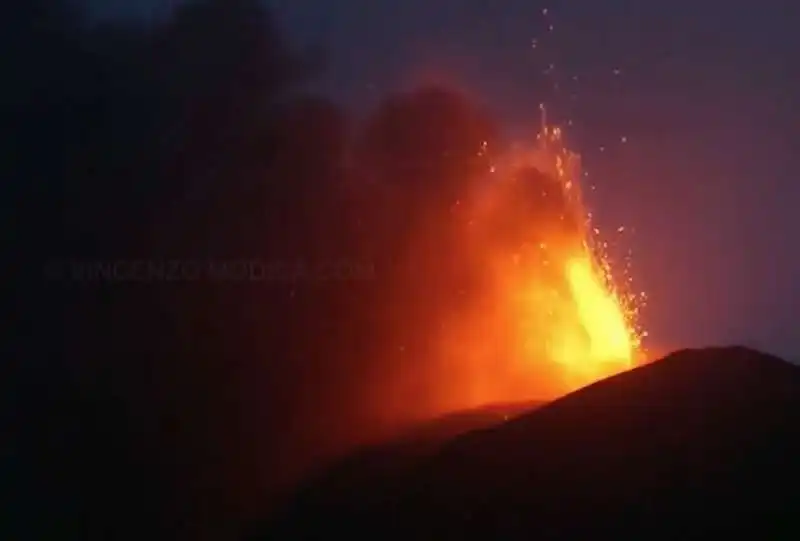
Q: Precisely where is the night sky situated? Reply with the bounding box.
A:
[88,0,800,359]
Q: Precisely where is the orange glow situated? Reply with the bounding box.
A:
[555,255,637,387]
[430,111,646,407]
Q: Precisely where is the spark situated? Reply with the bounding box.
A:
[491,115,645,392]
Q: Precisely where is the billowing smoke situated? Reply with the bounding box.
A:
[10,3,642,538]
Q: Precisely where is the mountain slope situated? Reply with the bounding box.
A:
[258,347,800,539]
[255,400,543,535]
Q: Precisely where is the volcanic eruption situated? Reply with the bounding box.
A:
[433,107,646,406]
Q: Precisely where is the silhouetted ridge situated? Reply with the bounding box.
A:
[258,347,800,540]
[256,400,544,538]
[479,345,800,441]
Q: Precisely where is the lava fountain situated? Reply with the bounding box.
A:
[434,112,645,406]
[522,121,643,388]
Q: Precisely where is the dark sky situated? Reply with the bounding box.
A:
[88,0,800,359]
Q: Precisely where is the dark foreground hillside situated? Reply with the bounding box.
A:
[257,347,800,540]
[252,400,544,537]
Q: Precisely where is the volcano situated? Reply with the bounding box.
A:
[255,346,800,539]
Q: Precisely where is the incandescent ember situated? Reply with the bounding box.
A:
[435,113,646,404]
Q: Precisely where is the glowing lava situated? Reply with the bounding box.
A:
[436,110,645,403]
[566,257,634,364]
[509,113,645,391]
[548,254,637,389]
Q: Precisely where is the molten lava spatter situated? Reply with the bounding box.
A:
[509,114,644,391]
[435,110,645,404]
